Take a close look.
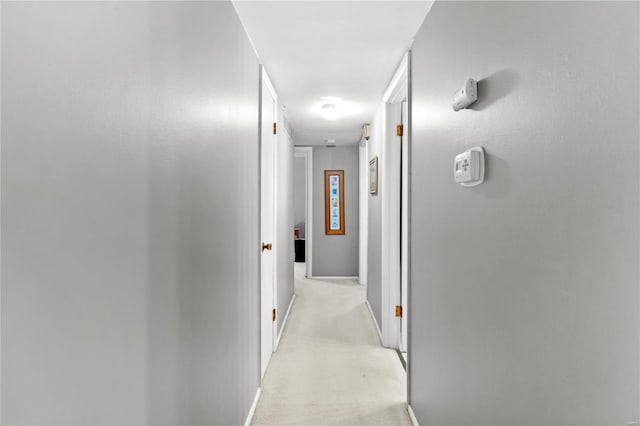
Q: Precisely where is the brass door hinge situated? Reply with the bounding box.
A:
[272,308,276,322]
[395,305,403,317]
[396,124,403,137]
[273,122,277,135]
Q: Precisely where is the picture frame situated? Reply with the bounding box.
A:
[324,170,345,235]
[369,156,378,194]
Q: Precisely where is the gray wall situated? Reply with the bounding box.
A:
[410,2,639,425]
[312,147,359,277]
[276,111,294,331]
[2,2,260,424]
[293,156,306,237]
[366,107,384,327]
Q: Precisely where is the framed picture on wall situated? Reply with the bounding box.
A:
[324,170,345,235]
[369,156,378,194]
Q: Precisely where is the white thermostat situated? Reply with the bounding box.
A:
[452,78,478,111]
[454,147,485,187]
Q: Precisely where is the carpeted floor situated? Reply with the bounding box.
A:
[251,263,411,426]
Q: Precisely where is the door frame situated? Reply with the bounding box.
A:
[358,141,368,286]
[259,66,278,380]
[0,2,3,419]
[400,98,409,354]
[405,50,413,406]
[0,2,3,418]
[293,146,313,279]
[380,54,408,350]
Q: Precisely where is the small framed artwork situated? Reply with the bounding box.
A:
[369,156,378,194]
[324,170,345,235]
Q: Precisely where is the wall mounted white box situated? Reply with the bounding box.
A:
[454,147,484,187]
[452,78,478,111]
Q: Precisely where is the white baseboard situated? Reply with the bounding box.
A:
[311,275,359,280]
[407,403,419,426]
[244,387,261,426]
[365,300,382,344]
[275,294,296,350]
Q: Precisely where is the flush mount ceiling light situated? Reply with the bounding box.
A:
[313,97,359,121]
[320,103,341,121]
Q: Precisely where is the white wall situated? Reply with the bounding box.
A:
[312,146,359,277]
[1,2,260,424]
[409,2,639,424]
[276,107,294,332]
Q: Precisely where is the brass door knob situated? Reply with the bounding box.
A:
[262,243,273,252]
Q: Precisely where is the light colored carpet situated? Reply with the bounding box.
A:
[251,264,410,426]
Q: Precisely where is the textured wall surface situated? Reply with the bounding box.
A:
[410,2,639,425]
[2,2,260,424]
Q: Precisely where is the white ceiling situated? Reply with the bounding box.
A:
[233,1,434,146]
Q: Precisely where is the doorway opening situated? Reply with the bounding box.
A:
[380,53,410,361]
[293,146,313,279]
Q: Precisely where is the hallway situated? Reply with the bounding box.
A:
[252,264,409,426]
[1,1,639,424]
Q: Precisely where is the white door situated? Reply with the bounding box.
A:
[260,71,277,380]
[400,99,409,354]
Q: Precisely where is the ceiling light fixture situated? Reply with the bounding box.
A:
[313,97,359,121]
[319,103,341,121]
